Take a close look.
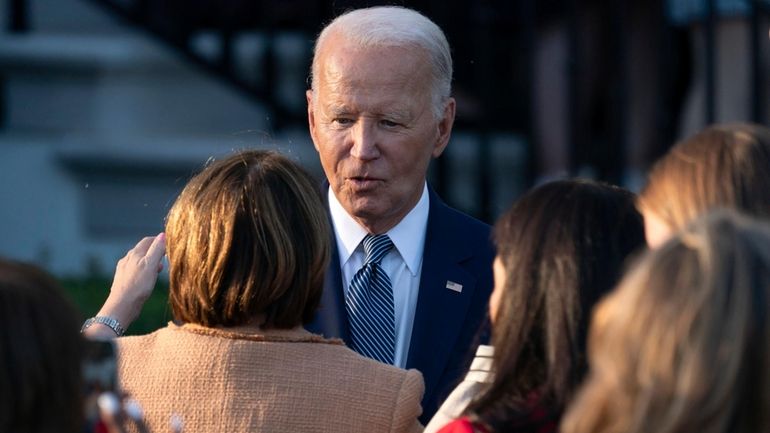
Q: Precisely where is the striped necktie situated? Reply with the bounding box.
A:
[346,234,395,364]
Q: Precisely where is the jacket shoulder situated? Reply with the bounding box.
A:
[428,194,495,261]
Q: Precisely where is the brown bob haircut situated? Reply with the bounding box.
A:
[165,150,330,329]
[0,258,85,433]
[639,122,770,232]
[562,210,770,433]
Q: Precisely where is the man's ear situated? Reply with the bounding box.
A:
[432,97,456,158]
[306,90,320,152]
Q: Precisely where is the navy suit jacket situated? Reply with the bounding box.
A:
[307,186,495,423]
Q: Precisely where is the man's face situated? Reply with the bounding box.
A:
[307,35,455,234]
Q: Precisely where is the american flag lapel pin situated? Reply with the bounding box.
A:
[445,280,463,293]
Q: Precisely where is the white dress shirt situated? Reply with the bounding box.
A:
[328,183,429,368]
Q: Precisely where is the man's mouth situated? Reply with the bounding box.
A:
[347,176,383,188]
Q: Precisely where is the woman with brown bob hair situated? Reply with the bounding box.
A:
[85,150,424,433]
[428,180,645,433]
[639,122,770,248]
[561,210,770,433]
[164,148,328,328]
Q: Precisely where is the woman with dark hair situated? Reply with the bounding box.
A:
[84,150,423,433]
[0,258,85,433]
[426,179,646,433]
[0,258,162,433]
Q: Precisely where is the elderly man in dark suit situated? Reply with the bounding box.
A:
[305,6,495,422]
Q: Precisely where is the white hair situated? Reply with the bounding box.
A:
[310,6,453,119]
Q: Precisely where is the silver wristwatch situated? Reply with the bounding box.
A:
[81,316,125,336]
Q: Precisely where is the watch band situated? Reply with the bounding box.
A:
[81,316,125,336]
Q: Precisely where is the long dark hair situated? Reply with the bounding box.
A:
[466,179,645,432]
[0,258,85,433]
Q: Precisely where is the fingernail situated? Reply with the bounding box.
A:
[97,392,120,415]
[124,398,144,420]
[157,232,166,241]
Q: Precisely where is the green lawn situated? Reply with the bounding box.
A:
[59,277,172,336]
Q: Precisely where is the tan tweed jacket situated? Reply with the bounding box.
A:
[116,323,424,433]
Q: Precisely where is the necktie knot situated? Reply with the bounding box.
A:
[362,234,393,265]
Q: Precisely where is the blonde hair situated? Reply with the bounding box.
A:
[561,210,770,433]
[638,122,770,231]
[166,150,330,329]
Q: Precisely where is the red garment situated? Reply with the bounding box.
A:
[435,402,558,433]
[437,417,490,433]
[513,402,558,433]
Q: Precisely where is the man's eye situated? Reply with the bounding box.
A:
[380,120,399,127]
[333,118,353,125]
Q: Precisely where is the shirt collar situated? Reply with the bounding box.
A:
[328,183,430,276]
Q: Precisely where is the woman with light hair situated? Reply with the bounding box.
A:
[638,122,770,247]
[561,210,770,433]
[84,150,423,433]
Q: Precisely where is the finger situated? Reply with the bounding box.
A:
[131,236,157,257]
[145,233,166,272]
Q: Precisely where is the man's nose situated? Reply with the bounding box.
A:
[350,120,380,160]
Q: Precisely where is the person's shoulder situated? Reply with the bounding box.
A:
[428,197,494,265]
[428,190,492,236]
[115,324,166,345]
[114,324,175,359]
[313,344,424,408]
[329,344,422,381]
[328,343,416,373]
[113,326,173,388]
[443,206,491,235]
[325,347,424,432]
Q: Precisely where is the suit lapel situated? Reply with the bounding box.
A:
[406,190,478,401]
[318,238,350,342]
[307,183,350,342]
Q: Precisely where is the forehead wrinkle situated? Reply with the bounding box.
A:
[315,44,433,121]
[321,45,430,90]
[321,90,417,119]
